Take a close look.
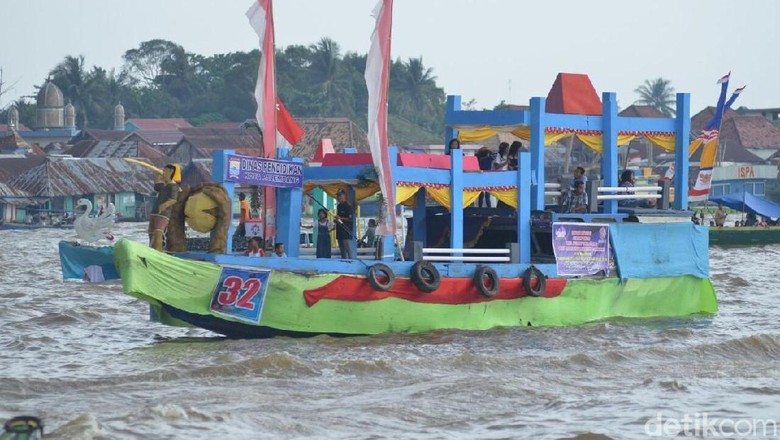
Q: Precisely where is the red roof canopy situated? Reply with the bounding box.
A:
[546,73,602,115]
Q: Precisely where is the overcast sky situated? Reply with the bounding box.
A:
[1,0,777,115]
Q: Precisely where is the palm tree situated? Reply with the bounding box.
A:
[390,57,445,131]
[50,55,102,128]
[634,78,676,117]
[307,38,354,117]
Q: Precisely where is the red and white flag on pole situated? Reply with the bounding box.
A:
[247,0,277,158]
[276,97,305,146]
[365,0,396,237]
[247,0,278,242]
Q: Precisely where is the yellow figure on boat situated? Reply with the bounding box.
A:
[149,163,182,251]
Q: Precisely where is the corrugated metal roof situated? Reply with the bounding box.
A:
[126,130,184,146]
[127,118,193,130]
[0,181,31,198]
[9,157,158,197]
[0,156,47,182]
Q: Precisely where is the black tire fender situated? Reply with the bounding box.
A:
[523,265,546,297]
[410,261,441,293]
[473,265,500,298]
[367,263,395,291]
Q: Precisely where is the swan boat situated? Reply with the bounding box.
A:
[58,199,117,281]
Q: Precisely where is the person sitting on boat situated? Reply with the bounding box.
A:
[315,208,334,259]
[618,169,656,208]
[560,180,589,213]
[759,216,769,227]
[335,188,355,259]
[714,204,727,227]
[745,212,758,227]
[245,237,265,257]
[272,242,287,258]
[573,166,588,188]
[475,147,495,207]
[492,142,509,171]
[149,164,181,251]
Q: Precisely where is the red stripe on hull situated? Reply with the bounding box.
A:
[304,276,567,306]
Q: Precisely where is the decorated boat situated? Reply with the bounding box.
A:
[111,0,716,338]
[708,192,780,246]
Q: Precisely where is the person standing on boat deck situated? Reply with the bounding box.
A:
[446,138,461,154]
[714,204,727,227]
[335,188,355,259]
[560,180,589,213]
[236,193,251,237]
[272,242,287,257]
[149,164,181,251]
[507,141,522,171]
[476,147,494,207]
[315,208,334,259]
[618,169,655,208]
[362,218,377,248]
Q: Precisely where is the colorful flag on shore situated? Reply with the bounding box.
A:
[365,0,396,239]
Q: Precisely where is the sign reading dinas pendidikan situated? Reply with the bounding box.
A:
[551,222,610,276]
[226,154,304,188]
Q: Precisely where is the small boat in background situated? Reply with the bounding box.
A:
[708,192,780,246]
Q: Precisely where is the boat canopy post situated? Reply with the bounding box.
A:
[213,149,237,254]
[674,93,691,210]
[412,187,427,251]
[529,97,546,210]
[379,146,400,261]
[449,148,464,253]
[516,150,532,264]
[276,147,303,258]
[445,95,461,154]
[601,92,619,214]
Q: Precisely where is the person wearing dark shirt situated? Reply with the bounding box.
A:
[476,147,494,208]
[149,164,181,251]
[335,189,355,259]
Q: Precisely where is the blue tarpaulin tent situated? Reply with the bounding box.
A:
[709,192,780,219]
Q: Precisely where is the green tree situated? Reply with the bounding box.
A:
[634,78,676,117]
[121,39,182,88]
[50,55,105,128]
[390,57,444,131]
[308,38,354,117]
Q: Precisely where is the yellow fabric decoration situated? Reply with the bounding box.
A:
[396,184,421,206]
[491,189,518,208]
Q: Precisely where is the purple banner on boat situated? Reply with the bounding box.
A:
[226,154,304,188]
[552,222,610,276]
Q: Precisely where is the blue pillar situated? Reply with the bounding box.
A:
[674,93,691,210]
[450,148,464,251]
[413,187,427,248]
[601,92,619,214]
[276,148,302,258]
[529,97,546,210]
[213,150,236,254]
[380,146,399,261]
[445,95,461,154]
[517,151,531,264]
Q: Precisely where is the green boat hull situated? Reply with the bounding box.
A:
[114,239,717,338]
[709,226,780,247]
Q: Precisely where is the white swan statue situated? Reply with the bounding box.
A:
[74,198,116,243]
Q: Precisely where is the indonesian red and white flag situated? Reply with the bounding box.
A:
[247,0,277,158]
[365,0,396,237]
[276,97,305,146]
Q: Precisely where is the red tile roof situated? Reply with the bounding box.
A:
[126,118,193,130]
[723,115,780,150]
